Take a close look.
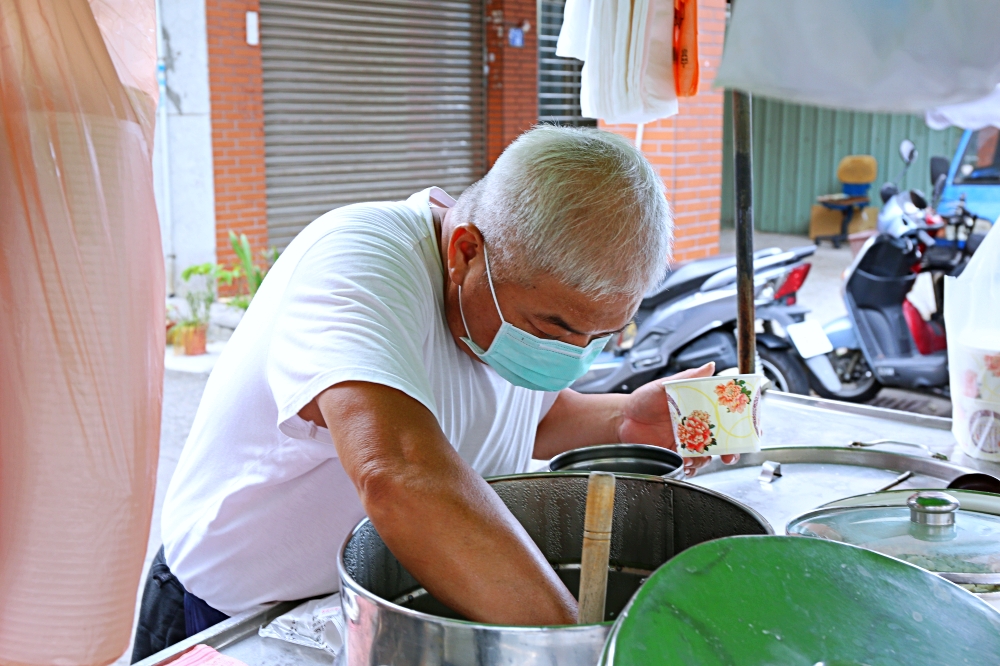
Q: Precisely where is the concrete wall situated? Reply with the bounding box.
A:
[153,0,217,295]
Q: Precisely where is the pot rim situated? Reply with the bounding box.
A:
[548,443,684,477]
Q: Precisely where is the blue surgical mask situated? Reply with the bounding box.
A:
[458,245,611,392]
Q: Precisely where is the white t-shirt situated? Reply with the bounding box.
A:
[162,189,556,615]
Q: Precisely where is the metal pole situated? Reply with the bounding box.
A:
[731,89,755,374]
[155,0,176,296]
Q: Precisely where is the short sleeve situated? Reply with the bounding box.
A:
[538,391,560,422]
[266,214,440,437]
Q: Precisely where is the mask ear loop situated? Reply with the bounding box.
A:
[457,240,506,345]
[479,242,507,324]
[457,284,474,341]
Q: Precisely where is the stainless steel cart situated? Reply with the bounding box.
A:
[137,391,998,666]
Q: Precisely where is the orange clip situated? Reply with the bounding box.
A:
[674,0,699,97]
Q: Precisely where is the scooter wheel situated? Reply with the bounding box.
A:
[809,349,882,403]
[758,347,811,395]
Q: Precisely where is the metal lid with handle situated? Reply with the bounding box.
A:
[907,490,960,526]
[787,491,1000,585]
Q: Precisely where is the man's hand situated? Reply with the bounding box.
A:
[617,362,739,476]
[535,362,738,476]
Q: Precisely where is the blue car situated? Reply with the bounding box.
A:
[933,127,1000,225]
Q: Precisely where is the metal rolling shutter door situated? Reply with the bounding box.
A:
[260,0,486,248]
[538,0,595,127]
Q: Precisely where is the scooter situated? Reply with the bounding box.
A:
[811,139,986,402]
[572,244,841,395]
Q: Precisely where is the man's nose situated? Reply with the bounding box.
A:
[562,332,595,348]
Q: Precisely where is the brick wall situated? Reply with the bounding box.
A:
[201,0,724,276]
[602,0,726,264]
[206,0,267,282]
[485,0,538,165]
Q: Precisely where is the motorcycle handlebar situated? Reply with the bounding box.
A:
[946,203,991,227]
[916,229,936,247]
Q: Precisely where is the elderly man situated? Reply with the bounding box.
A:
[132,126,728,660]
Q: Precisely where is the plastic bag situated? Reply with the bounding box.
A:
[926,85,1000,131]
[716,0,1000,114]
[0,1,162,664]
[945,224,1000,460]
[258,594,345,656]
[557,0,678,124]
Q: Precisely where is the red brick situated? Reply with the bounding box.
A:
[207,0,268,289]
[485,0,538,165]
[600,0,725,262]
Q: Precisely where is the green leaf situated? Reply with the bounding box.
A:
[181,262,215,281]
[227,230,275,299]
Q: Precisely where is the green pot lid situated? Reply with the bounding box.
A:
[601,535,1000,666]
[787,491,1000,580]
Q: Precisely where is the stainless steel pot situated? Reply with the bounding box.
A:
[338,472,771,666]
[548,443,684,479]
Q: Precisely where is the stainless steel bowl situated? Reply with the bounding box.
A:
[338,472,771,666]
[548,443,684,479]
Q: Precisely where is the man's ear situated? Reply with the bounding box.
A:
[447,224,484,286]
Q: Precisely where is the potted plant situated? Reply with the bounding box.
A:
[174,262,236,355]
[226,231,278,310]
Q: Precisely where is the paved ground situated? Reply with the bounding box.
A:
[116,368,211,665]
[148,370,211,564]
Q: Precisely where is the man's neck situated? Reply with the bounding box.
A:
[432,207,451,272]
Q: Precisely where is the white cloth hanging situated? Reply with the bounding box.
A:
[555,0,590,61]
[715,0,1000,115]
[926,85,1000,131]
[557,0,678,124]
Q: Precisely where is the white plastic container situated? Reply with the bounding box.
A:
[945,223,1000,462]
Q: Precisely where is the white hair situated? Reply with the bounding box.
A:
[454,125,672,298]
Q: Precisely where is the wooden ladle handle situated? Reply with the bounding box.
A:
[578,471,616,624]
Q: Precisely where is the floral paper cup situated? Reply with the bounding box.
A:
[662,374,765,457]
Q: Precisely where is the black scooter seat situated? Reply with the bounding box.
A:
[641,254,737,309]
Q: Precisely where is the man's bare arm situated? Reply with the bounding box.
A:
[533,390,625,460]
[533,364,729,476]
[301,381,578,625]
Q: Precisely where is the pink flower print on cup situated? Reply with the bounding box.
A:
[715,379,753,414]
[677,410,717,453]
[690,409,711,423]
[752,391,762,438]
[985,354,1000,378]
[962,369,981,399]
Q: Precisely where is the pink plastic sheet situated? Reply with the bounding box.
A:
[0,1,163,664]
